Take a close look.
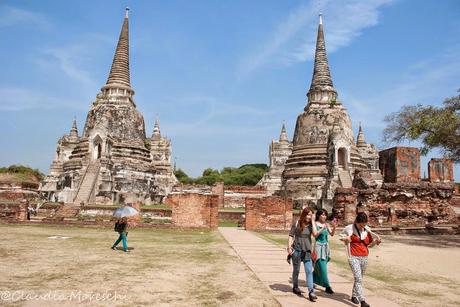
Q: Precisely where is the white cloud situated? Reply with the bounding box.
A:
[238,0,394,78]
[35,33,112,87]
[0,6,51,29]
[0,87,86,111]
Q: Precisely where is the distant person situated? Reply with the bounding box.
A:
[287,208,317,302]
[112,217,129,252]
[312,209,337,294]
[356,202,366,215]
[340,212,381,307]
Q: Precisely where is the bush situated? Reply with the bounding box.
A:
[175,164,268,186]
[0,164,44,181]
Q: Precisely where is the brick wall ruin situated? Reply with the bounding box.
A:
[245,196,292,231]
[379,147,420,183]
[428,158,454,183]
[0,201,27,221]
[169,193,218,229]
[167,183,267,208]
[333,183,457,227]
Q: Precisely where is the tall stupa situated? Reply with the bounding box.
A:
[281,14,380,209]
[40,8,177,205]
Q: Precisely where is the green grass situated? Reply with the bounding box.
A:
[141,204,171,210]
[218,208,245,213]
[219,220,239,227]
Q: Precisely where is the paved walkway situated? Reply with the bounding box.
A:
[219,227,400,307]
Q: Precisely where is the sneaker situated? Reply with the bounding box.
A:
[325,287,334,294]
[123,249,130,253]
[351,297,359,304]
[360,301,370,307]
[292,287,302,296]
[111,246,116,250]
[308,292,317,302]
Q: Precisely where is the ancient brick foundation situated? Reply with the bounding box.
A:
[379,147,420,183]
[0,180,39,201]
[169,193,218,229]
[333,183,457,226]
[245,196,292,231]
[0,201,27,221]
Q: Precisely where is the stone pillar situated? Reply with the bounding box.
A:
[211,182,224,209]
[18,199,28,221]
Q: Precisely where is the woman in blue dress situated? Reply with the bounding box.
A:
[312,209,337,294]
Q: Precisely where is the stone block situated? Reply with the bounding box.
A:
[379,147,420,183]
[245,196,292,231]
[170,193,218,229]
[428,158,454,183]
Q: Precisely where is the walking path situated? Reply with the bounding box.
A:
[219,227,400,307]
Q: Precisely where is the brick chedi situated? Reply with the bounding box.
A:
[281,14,379,209]
[257,123,293,195]
[40,8,176,205]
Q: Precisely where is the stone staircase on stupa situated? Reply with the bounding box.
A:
[73,162,100,205]
[338,169,353,188]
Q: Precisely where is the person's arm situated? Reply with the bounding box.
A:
[327,218,337,236]
[287,235,294,254]
[287,224,296,254]
[339,225,351,244]
[311,213,319,237]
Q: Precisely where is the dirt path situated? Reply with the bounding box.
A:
[257,231,460,307]
[220,227,400,307]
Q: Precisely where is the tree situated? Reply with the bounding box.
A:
[174,168,193,184]
[383,90,460,162]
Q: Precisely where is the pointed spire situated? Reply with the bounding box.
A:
[101,8,133,96]
[306,13,337,106]
[356,122,366,146]
[151,117,162,141]
[70,118,78,138]
[279,122,288,142]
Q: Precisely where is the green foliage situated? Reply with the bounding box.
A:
[144,139,151,150]
[0,164,44,181]
[174,164,268,186]
[174,168,193,184]
[383,89,460,162]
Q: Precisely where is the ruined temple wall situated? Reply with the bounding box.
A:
[379,147,420,183]
[428,158,454,183]
[333,183,456,226]
[245,196,292,231]
[169,193,218,229]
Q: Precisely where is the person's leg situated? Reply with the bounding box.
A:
[121,232,128,252]
[112,234,122,248]
[348,256,363,301]
[292,251,301,291]
[358,256,368,301]
[314,259,331,288]
[303,260,314,293]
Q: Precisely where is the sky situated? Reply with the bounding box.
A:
[0,0,459,179]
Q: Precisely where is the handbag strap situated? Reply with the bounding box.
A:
[354,224,369,251]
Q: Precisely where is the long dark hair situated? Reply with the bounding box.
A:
[315,209,328,221]
[299,208,313,232]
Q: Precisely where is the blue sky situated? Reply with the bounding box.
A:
[0,0,459,179]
